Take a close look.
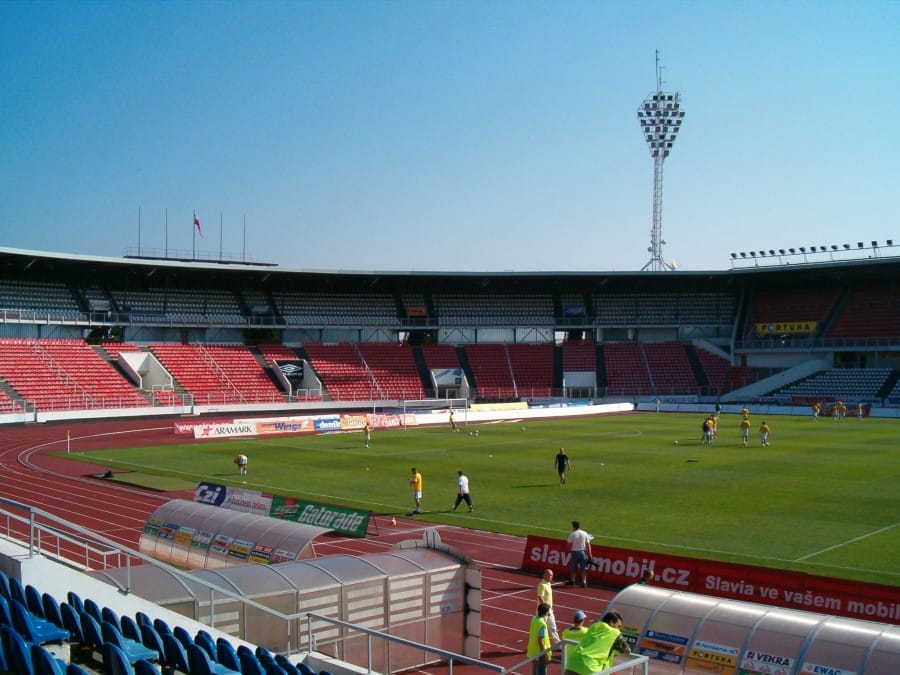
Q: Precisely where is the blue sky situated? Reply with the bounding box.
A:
[1,0,897,273]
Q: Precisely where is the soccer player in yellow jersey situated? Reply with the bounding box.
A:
[812,402,820,421]
[740,418,751,446]
[759,421,770,447]
[409,467,423,514]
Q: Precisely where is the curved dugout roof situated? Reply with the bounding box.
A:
[607,584,900,674]
[140,499,331,569]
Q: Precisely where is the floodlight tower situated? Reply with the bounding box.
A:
[637,50,685,271]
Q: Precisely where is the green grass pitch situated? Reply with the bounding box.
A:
[64,412,900,586]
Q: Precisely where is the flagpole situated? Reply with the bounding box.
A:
[219,211,223,262]
[192,210,196,260]
[242,214,246,262]
[137,205,141,256]
[165,208,168,258]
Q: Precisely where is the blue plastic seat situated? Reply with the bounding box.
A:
[101,642,135,675]
[139,624,166,663]
[8,577,26,607]
[101,621,159,664]
[173,625,193,650]
[9,599,69,644]
[66,663,92,675]
[0,595,12,627]
[0,571,10,602]
[263,662,287,675]
[135,612,152,628]
[65,593,84,617]
[102,607,121,631]
[30,643,65,675]
[59,603,84,646]
[133,659,161,675]
[238,651,265,675]
[83,599,103,626]
[2,624,35,675]
[161,634,189,673]
[215,638,240,671]
[25,586,45,619]
[275,654,301,675]
[40,594,65,630]
[194,631,216,661]
[0,624,7,673]
[255,646,276,667]
[152,618,171,638]
[187,643,240,675]
[121,615,141,643]
[80,612,104,652]
[295,662,316,675]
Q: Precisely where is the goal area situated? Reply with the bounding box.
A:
[400,398,469,429]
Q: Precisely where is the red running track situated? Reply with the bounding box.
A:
[0,419,616,674]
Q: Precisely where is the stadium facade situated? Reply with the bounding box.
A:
[0,245,898,415]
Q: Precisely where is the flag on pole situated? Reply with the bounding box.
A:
[194,213,204,238]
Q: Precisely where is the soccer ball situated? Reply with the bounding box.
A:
[521,426,526,431]
[474,430,479,436]
[674,440,679,445]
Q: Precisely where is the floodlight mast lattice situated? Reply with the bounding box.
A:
[638,50,685,271]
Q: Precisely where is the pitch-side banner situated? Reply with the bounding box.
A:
[192,422,257,439]
[269,495,369,537]
[522,535,900,625]
[195,481,369,538]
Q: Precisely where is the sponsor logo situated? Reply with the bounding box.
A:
[195,482,227,506]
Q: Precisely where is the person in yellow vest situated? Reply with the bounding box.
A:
[564,611,631,675]
[561,610,588,669]
[363,421,371,448]
[528,603,552,675]
[759,421,770,447]
[812,402,820,421]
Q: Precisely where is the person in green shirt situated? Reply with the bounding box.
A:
[564,611,631,675]
[527,603,552,675]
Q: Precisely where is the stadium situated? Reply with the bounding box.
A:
[1,244,899,675]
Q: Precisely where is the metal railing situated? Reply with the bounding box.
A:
[0,497,545,675]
